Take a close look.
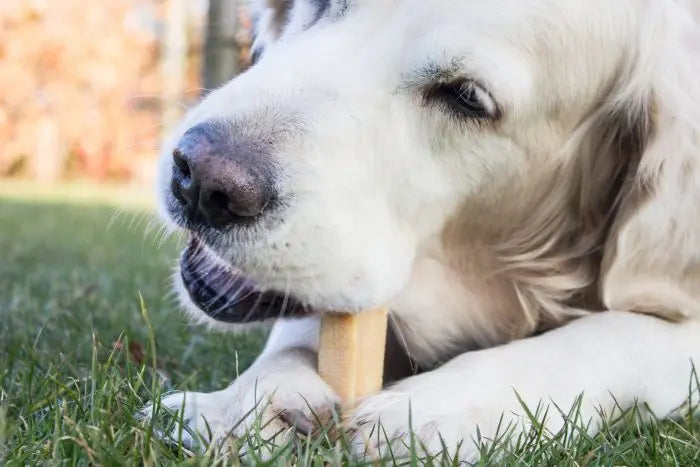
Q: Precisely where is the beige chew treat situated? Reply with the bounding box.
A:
[318,307,389,407]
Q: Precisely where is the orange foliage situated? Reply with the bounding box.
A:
[0,0,204,182]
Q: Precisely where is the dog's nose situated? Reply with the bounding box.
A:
[170,122,274,228]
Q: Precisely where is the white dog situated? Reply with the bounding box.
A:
[150,0,700,460]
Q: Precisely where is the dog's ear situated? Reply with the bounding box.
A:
[601,4,700,320]
[250,0,293,60]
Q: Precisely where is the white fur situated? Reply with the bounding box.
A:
[146,317,336,452]
[351,312,700,459]
[148,0,700,460]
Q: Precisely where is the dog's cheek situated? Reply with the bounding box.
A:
[290,219,417,309]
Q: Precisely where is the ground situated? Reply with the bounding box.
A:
[1,181,700,466]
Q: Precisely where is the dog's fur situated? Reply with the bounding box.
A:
[150,0,700,459]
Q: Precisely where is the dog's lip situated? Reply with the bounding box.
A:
[179,236,308,323]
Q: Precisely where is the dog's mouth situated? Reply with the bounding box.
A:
[180,237,308,323]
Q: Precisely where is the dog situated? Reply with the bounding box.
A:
[149,0,700,460]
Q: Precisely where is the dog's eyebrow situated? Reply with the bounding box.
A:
[403,59,464,88]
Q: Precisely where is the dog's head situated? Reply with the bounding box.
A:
[157,0,700,326]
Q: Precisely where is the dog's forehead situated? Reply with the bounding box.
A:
[245,0,642,128]
[316,1,634,99]
[282,0,629,31]
[274,0,634,67]
[254,0,631,109]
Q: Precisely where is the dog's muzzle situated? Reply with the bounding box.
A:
[180,237,308,322]
[169,121,277,231]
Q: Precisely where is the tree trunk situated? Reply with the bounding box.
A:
[203,0,240,93]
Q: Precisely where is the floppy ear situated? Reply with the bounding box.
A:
[601,4,700,320]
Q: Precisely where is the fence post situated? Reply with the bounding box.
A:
[203,0,241,94]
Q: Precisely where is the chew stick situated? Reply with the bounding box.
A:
[318,307,389,407]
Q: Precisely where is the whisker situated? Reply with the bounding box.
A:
[107,209,126,232]
[278,275,292,319]
[388,313,419,375]
[241,293,265,323]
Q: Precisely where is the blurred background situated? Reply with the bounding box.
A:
[1,3,272,462]
[0,0,253,186]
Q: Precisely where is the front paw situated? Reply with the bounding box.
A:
[348,380,485,461]
[349,389,442,459]
[142,349,339,456]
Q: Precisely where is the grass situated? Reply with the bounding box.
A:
[1,181,700,465]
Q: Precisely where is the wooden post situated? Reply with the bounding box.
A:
[202,0,241,93]
[318,308,389,408]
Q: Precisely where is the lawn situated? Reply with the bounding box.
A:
[1,182,700,466]
[0,182,267,465]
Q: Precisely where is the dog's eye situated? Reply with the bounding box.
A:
[424,80,497,120]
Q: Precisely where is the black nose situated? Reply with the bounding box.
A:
[170,122,275,228]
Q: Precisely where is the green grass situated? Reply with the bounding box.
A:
[1,182,700,465]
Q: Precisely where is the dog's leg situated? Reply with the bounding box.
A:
[144,315,339,453]
[350,311,700,460]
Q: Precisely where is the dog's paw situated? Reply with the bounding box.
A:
[142,349,340,456]
[347,375,487,461]
[142,389,232,449]
[349,389,444,459]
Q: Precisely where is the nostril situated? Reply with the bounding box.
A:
[209,190,230,211]
[172,149,191,179]
[170,121,278,228]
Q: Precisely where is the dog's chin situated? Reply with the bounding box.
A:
[179,236,309,323]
